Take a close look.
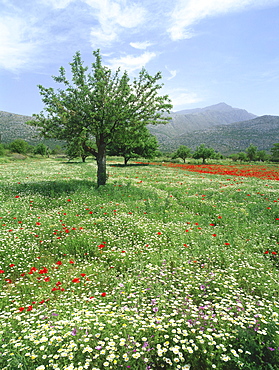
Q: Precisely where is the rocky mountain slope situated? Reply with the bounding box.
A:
[148,102,257,139]
[160,115,279,155]
[1,104,278,155]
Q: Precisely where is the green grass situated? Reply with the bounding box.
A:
[0,159,278,370]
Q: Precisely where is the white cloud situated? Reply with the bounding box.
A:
[130,41,153,50]
[39,0,74,9]
[0,16,38,72]
[165,66,177,80]
[167,88,202,108]
[84,0,147,47]
[106,51,156,73]
[168,0,279,41]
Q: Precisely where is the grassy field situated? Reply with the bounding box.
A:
[0,158,278,370]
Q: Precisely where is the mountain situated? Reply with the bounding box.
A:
[159,115,279,155]
[148,102,257,140]
[1,104,277,156]
[0,111,37,143]
[0,111,62,149]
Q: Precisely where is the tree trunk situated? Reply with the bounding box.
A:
[97,142,107,187]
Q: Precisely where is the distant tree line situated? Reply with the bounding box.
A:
[1,138,279,164]
[171,143,279,163]
[0,139,63,157]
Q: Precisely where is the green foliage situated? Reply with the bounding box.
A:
[9,139,30,154]
[257,150,269,162]
[51,145,64,155]
[108,127,159,165]
[29,50,172,186]
[0,143,5,156]
[33,143,48,156]
[270,143,279,162]
[246,144,258,161]
[66,137,95,162]
[172,145,191,163]
[238,152,248,161]
[192,143,216,163]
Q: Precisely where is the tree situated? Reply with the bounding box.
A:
[107,126,159,165]
[0,143,5,157]
[246,144,257,161]
[172,145,191,163]
[29,50,172,186]
[33,143,48,156]
[237,152,247,161]
[66,137,94,162]
[192,144,215,164]
[9,139,29,154]
[256,150,268,162]
[270,143,279,162]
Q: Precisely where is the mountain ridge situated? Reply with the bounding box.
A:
[0,104,278,155]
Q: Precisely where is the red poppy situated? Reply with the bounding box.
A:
[101,292,106,297]
[67,199,71,202]
[9,264,15,267]
[69,260,74,264]
[72,278,80,283]
[272,251,277,255]
[264,251,269,254]
[44,277,50,282]
[19,307,25,312]
[98,244,105,249]
[56,281,62,286]
[39,267,48,274]
[80,273,86,277]
[56,261,62,265]
[0,270,4,274]
[212,234,217,237]
[27,305,33,311]
[157,232,162,235]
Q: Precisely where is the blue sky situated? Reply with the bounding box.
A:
[1,0,279,117]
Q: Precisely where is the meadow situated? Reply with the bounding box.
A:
[0,158,278,370]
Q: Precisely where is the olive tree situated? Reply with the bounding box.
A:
[172,145,191,163]
[192,144,216,164]
[107,126,159,165]
[29,50,172,186]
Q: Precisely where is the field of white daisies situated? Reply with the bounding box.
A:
[0,158,278,370]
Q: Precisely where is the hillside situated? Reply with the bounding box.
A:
[160,115,279,155]
[0,111,37,144]
[0,111,62,148]
[148,102,256,139]
[1,105,278,156]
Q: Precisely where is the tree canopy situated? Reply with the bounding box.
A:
[107,126,159,165]
[29,50,172,186]
[270,143,279,162]
[172,145,191,163]
[192,144,216,164]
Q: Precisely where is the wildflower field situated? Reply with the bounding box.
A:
[0,158,279,370]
